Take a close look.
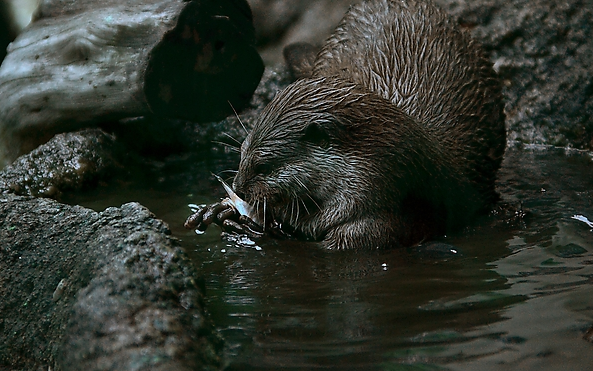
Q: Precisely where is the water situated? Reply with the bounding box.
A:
[64,146,593,370]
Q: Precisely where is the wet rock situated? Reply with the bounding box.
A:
[0,0,18,62]
[439,0,593,149]
[0,0,263,166]
[0,86,222,370]
[0,128,125,199]
[247,0,352,65]
[0,195,222,371]
[104,63,294,160]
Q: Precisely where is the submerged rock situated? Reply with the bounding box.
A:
[0,195,222,371]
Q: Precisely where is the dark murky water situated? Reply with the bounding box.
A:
[65,146,593,370]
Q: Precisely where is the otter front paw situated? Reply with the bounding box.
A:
[184,199,237,232]
[221,215,264,239]
[184,199,264,239]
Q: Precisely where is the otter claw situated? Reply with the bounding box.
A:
[217,207,237,221]
[184,205,208,229]
[184,200,237,232]
[222,219,264,239]
[185,194,268,242]
[238,214,264,233]
[202,203,226,224]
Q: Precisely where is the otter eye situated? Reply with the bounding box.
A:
[302,122,330,148]
[254,162,273,176]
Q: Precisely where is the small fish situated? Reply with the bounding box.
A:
[572,214,593,228]
[213,173,263,226]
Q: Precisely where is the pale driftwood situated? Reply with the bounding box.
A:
[0,0,263,166]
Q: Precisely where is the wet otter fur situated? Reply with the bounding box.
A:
[233,0,506,249]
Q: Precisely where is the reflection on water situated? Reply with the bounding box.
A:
[64,147,593,370]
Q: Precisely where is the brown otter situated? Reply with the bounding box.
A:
[187,0,505,249]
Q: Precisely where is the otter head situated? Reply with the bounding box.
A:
[232,76,418,241]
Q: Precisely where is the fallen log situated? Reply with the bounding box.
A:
[0,0,264,166]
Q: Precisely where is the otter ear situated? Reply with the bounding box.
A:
[302,121,331,148]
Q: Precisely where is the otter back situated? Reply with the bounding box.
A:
[313,0,505,202]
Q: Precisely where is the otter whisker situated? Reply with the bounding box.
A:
[292,197,300,224]
[214,170,237,184]
[299,196,311,215]
[291,176,321,212]
[293,176,309,192]
[291,198,296,225]
[218,169,238,175]
[222,132,242,146]
[292,177,309,198]
[304,193,321,212]
[212,170,235,185]
[212,140,240,152]
[263,197,267,231]
[228,100,248,135]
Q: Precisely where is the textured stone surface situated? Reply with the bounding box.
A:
[247,0,352,65]
[0,0,263,166]
[0,127,222,370]
[0,195,221,371]
[440,0,593,148]
[0,128,125,198]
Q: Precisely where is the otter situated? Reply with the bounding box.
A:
[188,0,505,249]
